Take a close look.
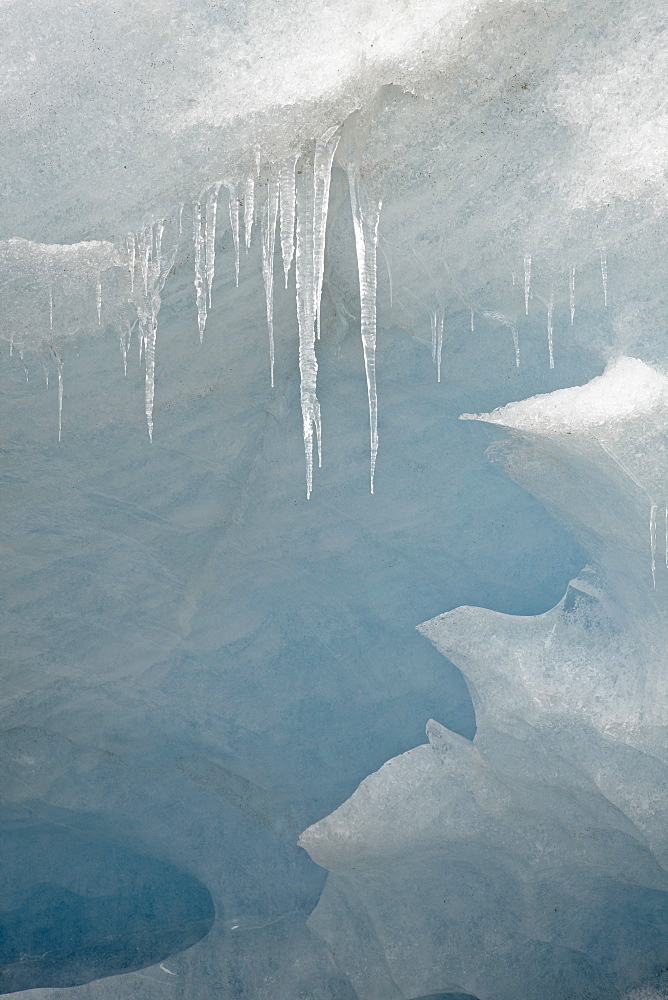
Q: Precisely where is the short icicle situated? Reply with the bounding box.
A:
[280,159,297,288]
[50,347,64,443]
[313,125,341,339]
[244,176,255,251]
[144,305,158,441]
[547,289,554,369]
[205,183,221,309]
[524,253,531,315]
[348,163,382,493]
[261,169,280,387]
[600,249,608,307]
[96,273,102,325]
[569,265,575,325]
[193,202,207,342]
[470,307,474,332]
[431,309,444,382]
[226,182,240,287]
[48,284,53,331]
[127,235,136,292]
[295,158,322,499]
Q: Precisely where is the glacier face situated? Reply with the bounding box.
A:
[2,0,668,997]
[301,360,668,999]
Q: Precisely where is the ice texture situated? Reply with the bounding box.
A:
[4,0,668,998]
[300,362,668,999]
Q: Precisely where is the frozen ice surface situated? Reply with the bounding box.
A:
[301,362,668,999]
[3,0,668,998]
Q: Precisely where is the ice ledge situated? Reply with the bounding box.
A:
[460,357,668,434]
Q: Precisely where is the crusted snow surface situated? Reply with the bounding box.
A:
[462,357,668,434]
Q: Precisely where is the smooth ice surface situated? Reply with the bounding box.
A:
[4,0,668,998]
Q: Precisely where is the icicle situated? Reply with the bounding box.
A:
[127,234,136,292]
[483,311,519,367]
[547,289,554,369]
[512,271,516,286]
[348,164,382,493]
[279,159,297,288]
[431,309,444,383]
[226,183,240,287]
[96,273,102,325]
[143,226,151,295]
[50,347,63,443]
[120,331,128,377]
[651,502,657,589]
[155,220,164,276]
[178,203,184,236]
[470,308,474,332]
[313,125,341,339]
[295,159,321,499]
[9,336,13,356]
[205,184,221,309]
[244,176,255,251]
[262,170,279,387]
[569,265,575,325]
[600,249,608,307]
[144,308,158,442]
[193,202,207,342]
[524,254,531,315]
[136,228,149,296]
[48,284,53,331]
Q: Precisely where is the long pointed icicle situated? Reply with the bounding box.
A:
[280,159,297,288]
[547,289,554,369]
[600,248,608,307]
[295,159,322,499]
[155,220,164,275]
[524,253,531,315]
[193,202,207,342]
[226,182,240,287]
[205,183,221,309]
[348,164,382,494]
[262,170,280,387]
[569,265,575,325]
[244,176,255,250]
[49,284,53,331]
[313,125,340,339]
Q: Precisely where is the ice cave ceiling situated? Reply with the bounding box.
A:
[3,0,668,998]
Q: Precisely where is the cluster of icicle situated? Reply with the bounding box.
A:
[190,127,382,497]
[2,136,611,499]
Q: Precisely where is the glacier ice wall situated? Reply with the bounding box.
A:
[3,0,668,997]
[301,360,668,1000]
